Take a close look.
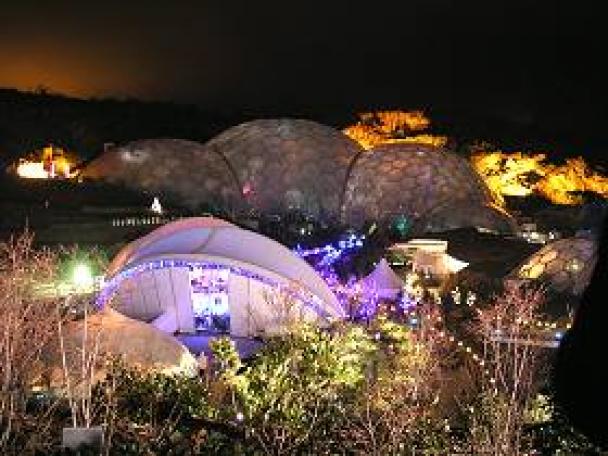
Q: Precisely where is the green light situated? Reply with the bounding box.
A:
[72,263,93,288]
[392,215,411,236]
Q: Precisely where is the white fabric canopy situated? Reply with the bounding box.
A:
[444,254,469,274]
[107,217,341,316]
[103,217,344,338]
[362,258,405,299]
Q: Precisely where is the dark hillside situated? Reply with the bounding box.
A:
[0,88,237,166]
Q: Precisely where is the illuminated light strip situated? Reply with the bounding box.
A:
[472,307,571,333]
[428,314,568,384]
[294,234,380,317]
[380,292,499,384]
[456,290,571,332]
[96,259,334,320]
[417,309,489,372]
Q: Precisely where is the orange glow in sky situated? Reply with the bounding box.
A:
[0,38,157,99]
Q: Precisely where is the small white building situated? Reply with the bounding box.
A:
[388,239,468,278]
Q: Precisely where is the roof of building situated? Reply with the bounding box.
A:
[83,138,242,210]
[82,120,515,234]
[203,118,363,220]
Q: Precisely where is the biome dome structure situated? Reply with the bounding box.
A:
[202,118,362,220]
[83,119,516,234]
[99,217,344,338]
[83,139,242,210]
[513,236,598,295]
[342,143,515,233]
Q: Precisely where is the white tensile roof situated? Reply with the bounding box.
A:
[444,254,469,274]
[108,217,342,317]
[362,258,405,294]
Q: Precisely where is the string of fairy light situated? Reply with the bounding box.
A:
[402,279,572,387]
[452,286,572,332]
[294,233,383,318]
[294,233,571,387]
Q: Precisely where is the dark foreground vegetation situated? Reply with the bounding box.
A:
[0,231,604,455]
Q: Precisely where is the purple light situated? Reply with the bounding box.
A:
[96,259,335,319]
[399,292,418,312]
[292,233,416,321]
[293,234,372,317]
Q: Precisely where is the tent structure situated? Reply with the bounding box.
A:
[444,254,469,275]
[361,258,405,299]
[99,217,344,338]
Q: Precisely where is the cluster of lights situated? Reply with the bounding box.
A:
[445,282,573,347]
[416,305,496,383]
[388,278,569,387]
[515,318,571,331]
[33,262,100,298]
[366,265,573,393]
[408,291,568,387]
[448,287,478,307]
[15,145,75,180]
[471,305,571,343]
[96,259,334,319]
[343,110,448,150]
[471,152,608,207]
[294,233,364,264]
[399,290,419,313]
[72,263,94,288]
[294,233,381,318]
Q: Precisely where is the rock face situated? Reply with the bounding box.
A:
[46,308,197,388]
[203,119,362,221]
[342,143,514,233]
[513,236,598,295]
[83,139,241,210]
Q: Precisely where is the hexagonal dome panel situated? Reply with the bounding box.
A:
[83,139,241,210]
[203,119,363,220]
[342,143,514,233]
[514,236,598,295]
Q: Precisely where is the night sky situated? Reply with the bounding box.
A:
[1,1,605,153]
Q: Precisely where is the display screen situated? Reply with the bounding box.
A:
[189,266,230,332]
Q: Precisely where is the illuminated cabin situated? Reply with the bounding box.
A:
[98,217,344,337]
[16,145,74,179]
[388,239,469,279]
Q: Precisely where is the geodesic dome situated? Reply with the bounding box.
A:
[342,143,514,233]
[513,236,598,295]
[83,139,241,210]
[202,119,363,221]
[81,121,517,234]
